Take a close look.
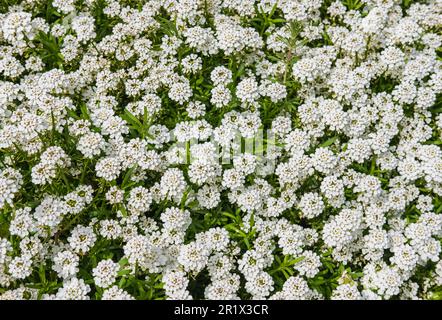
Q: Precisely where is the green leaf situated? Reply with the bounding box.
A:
[117,269,131,276]
[118,258,129,267]
[121,166,136,189]
[122,109,143,133]
[287,256,305,266]
[319,136,338,147]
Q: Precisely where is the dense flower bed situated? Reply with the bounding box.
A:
[0,0,442,300]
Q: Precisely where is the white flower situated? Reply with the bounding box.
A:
[93,259,120,288]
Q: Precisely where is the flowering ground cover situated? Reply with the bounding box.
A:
[0,0,442,300]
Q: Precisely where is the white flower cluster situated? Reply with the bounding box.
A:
[0,0,441,300]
